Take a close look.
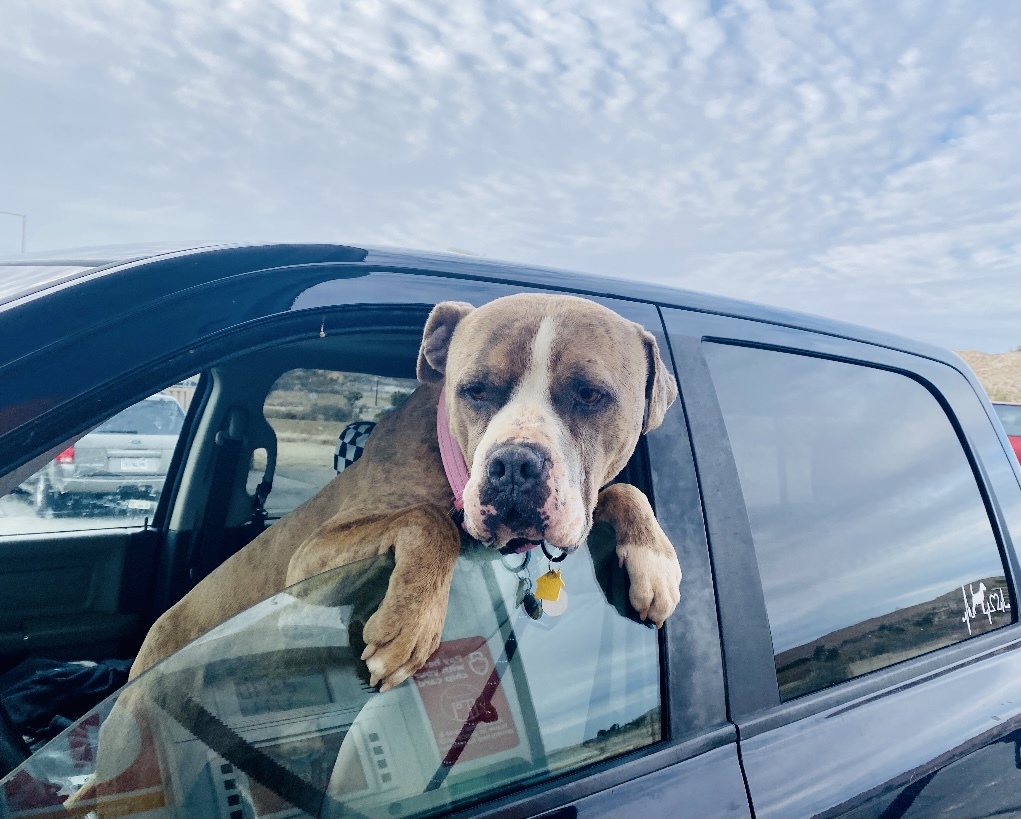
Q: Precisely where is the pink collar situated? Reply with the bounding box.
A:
[436,385,470,511]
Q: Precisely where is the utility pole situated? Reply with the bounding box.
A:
[0,211,26,253]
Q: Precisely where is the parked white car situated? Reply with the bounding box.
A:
[31,394,184,516]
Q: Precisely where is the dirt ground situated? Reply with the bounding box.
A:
[955,350,1021,403]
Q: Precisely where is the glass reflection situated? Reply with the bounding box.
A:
[1,534,660,818]
[704,343,1013,700]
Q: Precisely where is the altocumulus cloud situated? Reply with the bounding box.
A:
[1,0,1018,349]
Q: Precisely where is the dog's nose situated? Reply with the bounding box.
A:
[486,444,545,495]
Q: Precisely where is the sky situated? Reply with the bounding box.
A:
[1,0,1018,352]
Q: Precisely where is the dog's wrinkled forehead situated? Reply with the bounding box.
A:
[447,295,640,385]
[417,293,678,439]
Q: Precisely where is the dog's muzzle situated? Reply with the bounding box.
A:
[479,442,551,542]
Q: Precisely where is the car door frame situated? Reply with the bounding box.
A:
[0,372,210,666]
[661,304,1021,818]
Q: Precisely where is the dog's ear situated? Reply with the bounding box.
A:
[418,301,475,383]
[641,329,678,433]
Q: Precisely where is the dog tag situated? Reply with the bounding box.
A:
[515,576,531,607]
[543,588,568,617]
[535,570,565,602]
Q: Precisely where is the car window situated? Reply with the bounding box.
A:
[0,534,662,818]
[251,369,418,520]
[703,344,1014,701]
[94,400,185,436]
[993,403,1021,436]
[0,379,197,535]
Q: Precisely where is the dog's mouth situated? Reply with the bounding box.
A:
[480,504,546,547]
[500,537,544,555]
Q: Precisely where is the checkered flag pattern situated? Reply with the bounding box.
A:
[334,421,377,473]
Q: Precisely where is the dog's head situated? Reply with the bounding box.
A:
[417,294,677,552]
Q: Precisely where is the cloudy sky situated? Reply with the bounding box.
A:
[1,0,1018,351]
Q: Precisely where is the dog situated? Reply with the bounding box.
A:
[130,293,683,693]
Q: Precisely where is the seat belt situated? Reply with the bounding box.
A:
[251,439,276,532]
[188,407,247,584]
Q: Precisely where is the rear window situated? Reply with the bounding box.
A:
[993,403,1021,436]
[96,399,185,435]
[704,344,1014,700]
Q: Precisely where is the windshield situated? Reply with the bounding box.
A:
[95,400,185,435]
[0,528,661,818]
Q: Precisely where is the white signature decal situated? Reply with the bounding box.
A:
[961,581,1011,636]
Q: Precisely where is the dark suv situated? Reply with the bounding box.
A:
[0,243,1017,819]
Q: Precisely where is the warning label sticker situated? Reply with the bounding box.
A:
[413,637,520,763]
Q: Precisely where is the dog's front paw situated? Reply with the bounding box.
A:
[360,597,444,692]
[618,542,682,627]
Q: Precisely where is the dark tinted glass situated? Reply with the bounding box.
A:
[704,343,1013,700]
[96,399,184,435]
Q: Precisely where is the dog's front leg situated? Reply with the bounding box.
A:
[594,483,681,627]
[288,504,461,692]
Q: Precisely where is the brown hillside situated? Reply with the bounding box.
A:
[955,350,1020,403]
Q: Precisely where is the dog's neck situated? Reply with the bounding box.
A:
[436,385,469,512]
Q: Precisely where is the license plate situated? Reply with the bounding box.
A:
[120,458,149,471]
[127,499,155,510]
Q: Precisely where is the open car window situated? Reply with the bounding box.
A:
[0,527,661,818]
[0,378,198,535]
[248,369,418,521]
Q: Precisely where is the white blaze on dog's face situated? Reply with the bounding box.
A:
[417,294,677,551]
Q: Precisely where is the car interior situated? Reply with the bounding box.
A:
[0,308,657,808]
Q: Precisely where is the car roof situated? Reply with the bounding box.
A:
[0,242,235,306]
[0,240,959,366]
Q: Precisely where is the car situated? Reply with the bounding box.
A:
[27,394,185,517]
[0,242,1018,819]
[992,401,1021,462]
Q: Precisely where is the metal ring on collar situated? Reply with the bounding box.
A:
[500,550,530,573]
[541,542,567,563]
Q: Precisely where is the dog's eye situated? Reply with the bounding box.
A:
[463,383,488,402]
[577,386,603,406]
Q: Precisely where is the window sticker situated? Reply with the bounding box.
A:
[412,637,520,764]
[961,581,1011,636]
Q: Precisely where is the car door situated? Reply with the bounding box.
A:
[239,272,749,818]
[0,380,204,666]
[662,306,1021,819]
[0,255,750,816]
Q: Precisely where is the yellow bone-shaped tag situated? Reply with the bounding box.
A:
[535,569,565,602]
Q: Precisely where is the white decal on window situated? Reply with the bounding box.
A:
[961,581,1011,636]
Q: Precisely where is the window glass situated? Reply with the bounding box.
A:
[0,379,197,535]
[251,369,418,519]
[1,536,661,818]
[703,343,1013,700]
[993,403,1020,437]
